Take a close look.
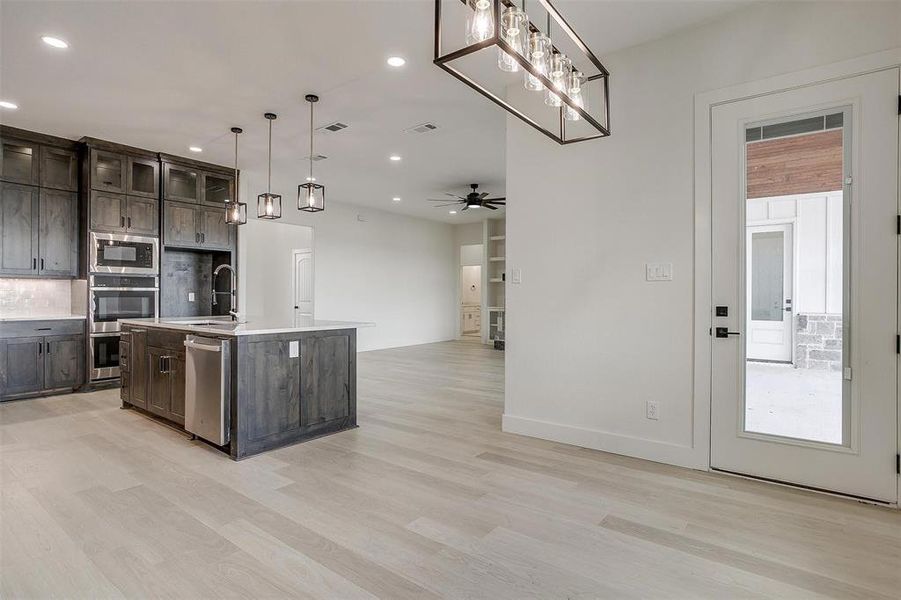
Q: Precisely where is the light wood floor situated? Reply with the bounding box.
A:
[1,339,898,599]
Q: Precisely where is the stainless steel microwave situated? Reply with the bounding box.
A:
[89,232,159,275]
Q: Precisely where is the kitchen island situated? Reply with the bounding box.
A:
[119,316,372,459]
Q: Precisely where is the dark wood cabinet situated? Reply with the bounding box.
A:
[146,345,185,424]
[40,146,78,191]
[129,329,147,409]
[44,335,82,390]
[38,189,78,276]
[0,138,39,185]
[89,190,126,232]
[300,334,351,426]
[163,163,200,204]
[164,201,200,247]
[125,196,159,235]
[90,190,158,236]
[90,149,126,193]
[0,182,39,275]
[1,337,44,396]
[127,156,159,198]
[0,321,84,401]
[0,183,76,278]
[202,172,234,206]
[199,205,231,250]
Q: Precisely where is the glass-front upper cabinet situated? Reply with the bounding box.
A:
[91,149,127,193]
[40,146,78,191]
[127,156,159,198]
[163,163,200,203]
[202,172,234,205]
[1,138,40,185]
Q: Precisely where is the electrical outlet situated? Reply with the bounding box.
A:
[188,292,195,302]
[289,341,299,358]
[646,400,659,420]
[511,268,522,284]
[646,263,673,281]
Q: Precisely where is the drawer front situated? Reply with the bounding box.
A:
[0,319,85,339]
[146,329,186,352]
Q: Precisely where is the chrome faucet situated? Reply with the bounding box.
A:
[212,264,240,321]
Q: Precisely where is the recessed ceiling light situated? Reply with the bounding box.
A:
[41,36,69,49]
[449,210,457,215]
[392,197,401,202]
[189,146,202,153]
[389,155,402,161]
[0,100,18,110]
[387,56,406,67]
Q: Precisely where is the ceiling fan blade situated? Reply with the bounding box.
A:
[485,200,506,205]
[461,205,469,211]
[446,193,466,200]
[485,197,505,202]
[428,198,454,202]
[484,204,498,210]
[432,202,460,207]
[478,192,490,199]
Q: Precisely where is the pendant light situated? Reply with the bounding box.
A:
[497,4,527,72]
[257,112,282,219]
[225,127,247,225]
[564,69,586,121]
[297,94,325,213]
[465,0,494,45]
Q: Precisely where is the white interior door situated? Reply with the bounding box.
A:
[710,68,899,503]
[292,249,314,318]
[746,223,793,362]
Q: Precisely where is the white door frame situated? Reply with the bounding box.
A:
[692,48,901,504]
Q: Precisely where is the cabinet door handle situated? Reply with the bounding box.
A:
[121,216,125,227]
[38,342,42,355]
[127,217,132,229]
[46,342,50,354]
[159,355,165,373]
[201,232,205,243]
[33,258,37,270]
[40,258,44,270]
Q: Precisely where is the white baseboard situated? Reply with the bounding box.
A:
[502,414,707,470]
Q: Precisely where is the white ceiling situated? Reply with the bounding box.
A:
[0,0,748,223]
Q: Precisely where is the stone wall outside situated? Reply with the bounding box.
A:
[794,313,842,370]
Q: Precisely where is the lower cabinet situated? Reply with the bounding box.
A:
[0,325,84,401]
[147,345,185,425]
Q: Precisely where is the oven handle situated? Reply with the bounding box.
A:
[89,287,160,292]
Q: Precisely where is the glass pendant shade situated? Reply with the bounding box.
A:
[564,69,586,121]
[497,6,527,72]
[465,0,494,45]
[545,53,571,106]
[298,182,324,212]
[257,193,282,219]
[225,200,247,225]
[524,32,550,91]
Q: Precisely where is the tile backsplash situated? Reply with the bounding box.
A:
[0,279,84,318]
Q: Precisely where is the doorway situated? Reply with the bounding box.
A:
[460,243,483,338]
[292,249,314,320]
[709,69,899,502]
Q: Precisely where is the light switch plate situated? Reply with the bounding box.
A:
[511,268,522,284]
[289,341,299,358]
[646,263,673,281]
[188,292,195,302]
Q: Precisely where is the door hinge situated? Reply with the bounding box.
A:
[843,367,852,381]
[897,334,900,354]
[844,175,853,186]
[896,453,900,475]
[897,214,900,235]
[897,95,901,115]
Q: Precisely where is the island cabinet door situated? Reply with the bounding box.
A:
[129,329,148,409]
[168,354,186,425]
[300,333,351,426]
[147,347,170,417]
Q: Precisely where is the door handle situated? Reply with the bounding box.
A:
[201,232,205,243]
[38,342,42,355]
[715,327,741,338]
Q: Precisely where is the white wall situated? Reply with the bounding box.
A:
[504,1,901,468]
[237,178,458,352]
[240,219,313,319]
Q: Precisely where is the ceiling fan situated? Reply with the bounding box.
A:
[428,183,506,211]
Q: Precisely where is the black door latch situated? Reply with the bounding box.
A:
[715,327,741,338]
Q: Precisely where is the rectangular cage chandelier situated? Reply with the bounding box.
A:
[434,0,610,145]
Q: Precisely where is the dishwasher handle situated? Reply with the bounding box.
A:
[184,339,222,352]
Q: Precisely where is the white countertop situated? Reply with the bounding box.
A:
[0,314,87,322]
[119,316,374,337]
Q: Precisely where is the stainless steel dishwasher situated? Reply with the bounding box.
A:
[184,335,230,445]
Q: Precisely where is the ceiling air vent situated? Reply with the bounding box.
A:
[317,121,348,133]
[404,122,439,134]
